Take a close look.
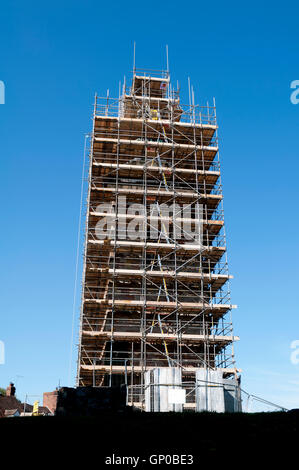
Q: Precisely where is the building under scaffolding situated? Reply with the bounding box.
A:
[77,62,241,411]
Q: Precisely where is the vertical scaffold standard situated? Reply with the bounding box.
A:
[77,64,241,411]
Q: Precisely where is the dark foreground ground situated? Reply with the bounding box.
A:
[1,410,298,465]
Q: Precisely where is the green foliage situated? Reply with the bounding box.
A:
[0,387,6,396]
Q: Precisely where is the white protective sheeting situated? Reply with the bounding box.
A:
[196,369,225,412]
[144,367,183,412]
[196,369,241,412]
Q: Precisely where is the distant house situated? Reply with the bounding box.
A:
[4,409,20,418]
[38,406,53,416]
[0,382,22,418]
[0,395,22,417]
[0,383,53,418]
[19,403,33,417]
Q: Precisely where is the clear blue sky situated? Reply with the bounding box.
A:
[1,0,299,410]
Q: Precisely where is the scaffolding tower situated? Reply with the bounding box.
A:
[77,64,240,411]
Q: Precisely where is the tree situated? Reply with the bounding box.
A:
[0,387,6,396]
